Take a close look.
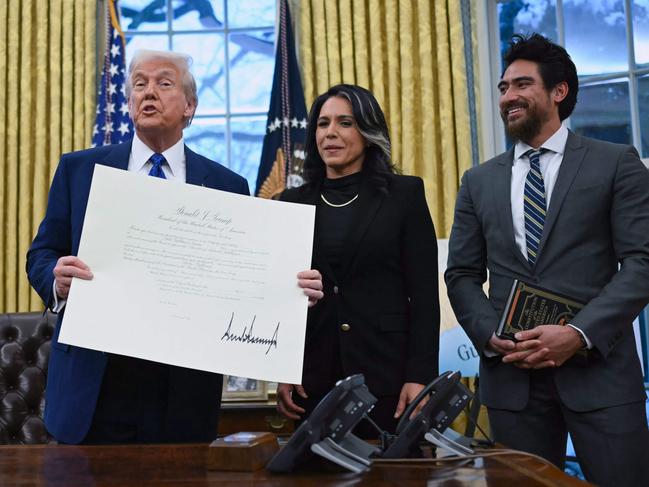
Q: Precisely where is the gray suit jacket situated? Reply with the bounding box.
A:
[445,132,649,412]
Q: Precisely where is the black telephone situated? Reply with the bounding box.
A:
[266,374,380,473]
[381,371,472,458]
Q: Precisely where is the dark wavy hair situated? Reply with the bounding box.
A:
[303,84,396,188]
[503,33,578,121]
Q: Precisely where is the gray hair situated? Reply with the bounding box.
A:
[334,90,392,162]
[126,49,198,127]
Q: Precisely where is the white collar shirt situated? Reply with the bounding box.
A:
[511,124,569,258]
[127,133,186,183]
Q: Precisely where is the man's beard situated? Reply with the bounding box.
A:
[501,105,543,144]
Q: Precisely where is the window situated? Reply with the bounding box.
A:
[485,0,649,158]
[119,0,277,191]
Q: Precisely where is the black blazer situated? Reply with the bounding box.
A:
[446,132,649,412]
[281,172,439,397]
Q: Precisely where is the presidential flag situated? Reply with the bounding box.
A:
[255,0,307,198]
[92,0,132,147]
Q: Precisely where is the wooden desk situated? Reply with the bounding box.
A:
[0,443,592,486]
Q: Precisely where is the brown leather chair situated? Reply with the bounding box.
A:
[0,311,56,444]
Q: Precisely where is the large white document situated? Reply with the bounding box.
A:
[59,165,315,384]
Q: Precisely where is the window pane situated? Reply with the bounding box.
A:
[125,35,170,61]
[633,1,649,67]
[571,79,632,145]
[171,0,225,31]
[173,33,227,116]
[639,74,649,157]
[230,116,266,192]
[120,0,168,32]
[564,0,627,75]
[184,117,227,166]
[228,31,274,114]
[227,0,276,29]
[497,1,557,63]
[118,0,275,191]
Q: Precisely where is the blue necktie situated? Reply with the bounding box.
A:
[524,149,546,266]
[148,153,167,179]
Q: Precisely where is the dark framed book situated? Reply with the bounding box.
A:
[497,279,585,340]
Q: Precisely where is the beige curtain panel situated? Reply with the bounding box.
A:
[296,0,479,238]
[0,0,95,312]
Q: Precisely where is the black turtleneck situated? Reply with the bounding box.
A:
[316,171,362,278]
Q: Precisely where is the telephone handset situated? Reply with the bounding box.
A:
[396,371,461,434]
[382,371,471,458]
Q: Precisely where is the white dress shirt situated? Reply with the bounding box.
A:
[52,135,187,311]
[128,133,186,182]
[511,124,568,257]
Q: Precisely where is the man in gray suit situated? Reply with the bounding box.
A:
[445,33,649,486]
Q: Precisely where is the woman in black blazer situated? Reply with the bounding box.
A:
[277,84,439,436]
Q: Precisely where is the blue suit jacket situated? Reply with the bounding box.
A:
[27,141,249,444]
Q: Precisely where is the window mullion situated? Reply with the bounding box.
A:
[556,1,570,131]
[487,0,505,156]
[579,71,633,84]
[167,0,173,50]
[625,0,642,154]
[224,0,232,170]
[556,0,566,46]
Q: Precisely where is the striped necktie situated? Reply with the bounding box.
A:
[524,149,546,266]
[148,153,167,179]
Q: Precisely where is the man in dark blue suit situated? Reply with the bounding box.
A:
[27,50,323,445]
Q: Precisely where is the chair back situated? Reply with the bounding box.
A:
[0,311,56,444]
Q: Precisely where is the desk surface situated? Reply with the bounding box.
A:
[0,443,591,486]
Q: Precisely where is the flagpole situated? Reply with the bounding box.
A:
[92,0,133,148]
[255,0,308,198]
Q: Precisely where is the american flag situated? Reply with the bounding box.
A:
[92,0,132,147]
[255,0,307,198]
